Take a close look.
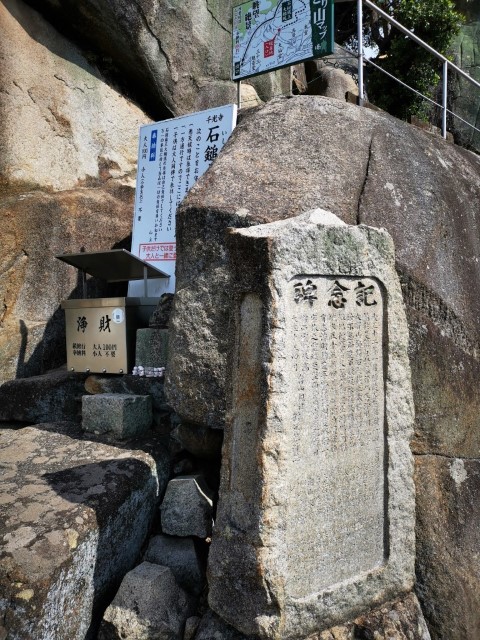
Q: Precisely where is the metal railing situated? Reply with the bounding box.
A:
[356,0,480,139]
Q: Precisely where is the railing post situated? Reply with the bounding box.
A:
[357,0,364,105]
[442,60,448,139]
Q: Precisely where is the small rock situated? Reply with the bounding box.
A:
[144,535,205,595]
[160,475,213,538]
[99,562,190,640]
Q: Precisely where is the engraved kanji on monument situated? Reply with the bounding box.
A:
[208,210,415,639]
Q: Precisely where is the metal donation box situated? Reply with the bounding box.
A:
[57,249,169,374]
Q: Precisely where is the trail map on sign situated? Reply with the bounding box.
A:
[232,0,333,81]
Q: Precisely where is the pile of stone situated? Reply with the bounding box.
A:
[0,342,222,639]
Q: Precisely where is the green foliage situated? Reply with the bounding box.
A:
[334,0,464,120]
[365,0,464,120]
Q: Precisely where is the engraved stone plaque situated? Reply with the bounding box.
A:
[208,211,415,640]
[286,276,386,597]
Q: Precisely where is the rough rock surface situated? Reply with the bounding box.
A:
[0,0,145,191]
[415,455,480,640]
[26,0,291,119]
[144,534,205,595]
[195,593,430,640]
[99,562,190,640]
[452,14,480,153]
[160,475,214,538]
[208,212,415,638]
[0,368,88,424]
[166,95,480,431]
[165,95,480,638]
[0,185,134,384]
[0,426,161,640]
[0,0,150,384]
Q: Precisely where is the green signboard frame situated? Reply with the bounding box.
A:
[232,0,334,81]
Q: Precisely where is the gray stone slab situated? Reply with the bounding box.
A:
[82,393,152,439]
[144,534,205,595]
[0,426,159,640]
[208,211,416,639]
[160,475,213,538]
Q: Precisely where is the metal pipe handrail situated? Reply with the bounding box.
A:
[358,0,480,139]
[365,57,480,136]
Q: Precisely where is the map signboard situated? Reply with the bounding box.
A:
[129,105,237,297]
[232,0,334,81]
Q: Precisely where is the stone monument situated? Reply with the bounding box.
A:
[208,210,415,639]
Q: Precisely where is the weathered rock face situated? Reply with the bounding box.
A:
[0,185,134,384]
[195,593,430,640]
[0,0,145,192]
[165,95,480,638]
[25,0,290,119]
[415,455,480,640]
[0,0,151,384]
[0,369,88,424]
[166,95,480,431]
[208,212,415,638]
[0,426,164,640]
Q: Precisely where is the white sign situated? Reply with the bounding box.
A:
[232,0,334,81]
[129,105,238,297]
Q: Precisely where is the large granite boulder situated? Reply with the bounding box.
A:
[25,0,291,119]
[0,0,150,384]
[165,95,480,638]
[166,95,480,432]
[0,425,166,640]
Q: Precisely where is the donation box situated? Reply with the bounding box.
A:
[57,249,169,374]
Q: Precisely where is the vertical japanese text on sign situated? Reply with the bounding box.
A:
[129,105,237,297]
